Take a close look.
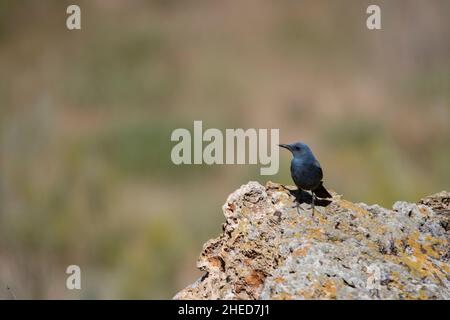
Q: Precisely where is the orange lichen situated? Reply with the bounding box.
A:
[418,207,429,217]
[274,277,285,284]
[296,278,338,299]
[293,245,311,257]
[207,256,225,271]
[244,270,266,287]
[295,287,316,299]
[322,280,337,299]
[276,292,293,300]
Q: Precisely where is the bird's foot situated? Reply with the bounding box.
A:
[291,203,302,214]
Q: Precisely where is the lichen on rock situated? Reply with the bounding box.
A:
[174,182,450,300]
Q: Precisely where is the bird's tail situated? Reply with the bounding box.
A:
[313,182,332,199]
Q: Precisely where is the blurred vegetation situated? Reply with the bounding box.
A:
[0,0,449,298]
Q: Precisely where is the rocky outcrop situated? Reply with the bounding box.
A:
[174,182,450,300]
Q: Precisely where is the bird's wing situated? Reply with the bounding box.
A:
[313,160,323,180]
[314,182,332,198]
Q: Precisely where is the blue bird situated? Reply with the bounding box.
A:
[279,142,332,212]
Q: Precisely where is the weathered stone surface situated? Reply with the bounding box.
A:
[174,182,450,300]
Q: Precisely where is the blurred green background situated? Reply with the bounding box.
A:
[0,0,449,299]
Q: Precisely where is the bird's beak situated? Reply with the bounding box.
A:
[278,144,291,151]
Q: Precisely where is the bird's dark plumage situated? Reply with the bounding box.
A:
[279,142,332,203]
[313,182,332,199]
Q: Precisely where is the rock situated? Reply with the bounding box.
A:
[174,182,450,300]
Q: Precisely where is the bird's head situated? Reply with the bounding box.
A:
[278,142,310,157]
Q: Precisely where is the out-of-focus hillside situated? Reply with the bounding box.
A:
[0,0,449,298]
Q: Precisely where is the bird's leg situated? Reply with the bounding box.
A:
[311,191,315,216]
[291,196,301,214]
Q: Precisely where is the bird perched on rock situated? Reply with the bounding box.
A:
[279,142,332,212]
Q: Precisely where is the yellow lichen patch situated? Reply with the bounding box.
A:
[230,219,248,239]
[318,279,338,299]
[399,231,447,282]
[293,232,302,238]
[390,271,402,287]
[316,213,329,226]
[423,235,447,259]
[338,199,372,217]
[295,215,308,226]
[418,288,429,300]
[240,206,251,217]
[275,292,293,300]
[298,278,338,299]
[322,279,337,299]
[394,238,404,250]
[306,228,323,240]
[367,240,381,253]
[334,221,350,233]
[355,233,365,241]
[384,271,407,294]
[374,224,387,236]
[296,289,314,299]
[288,220,301,230]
